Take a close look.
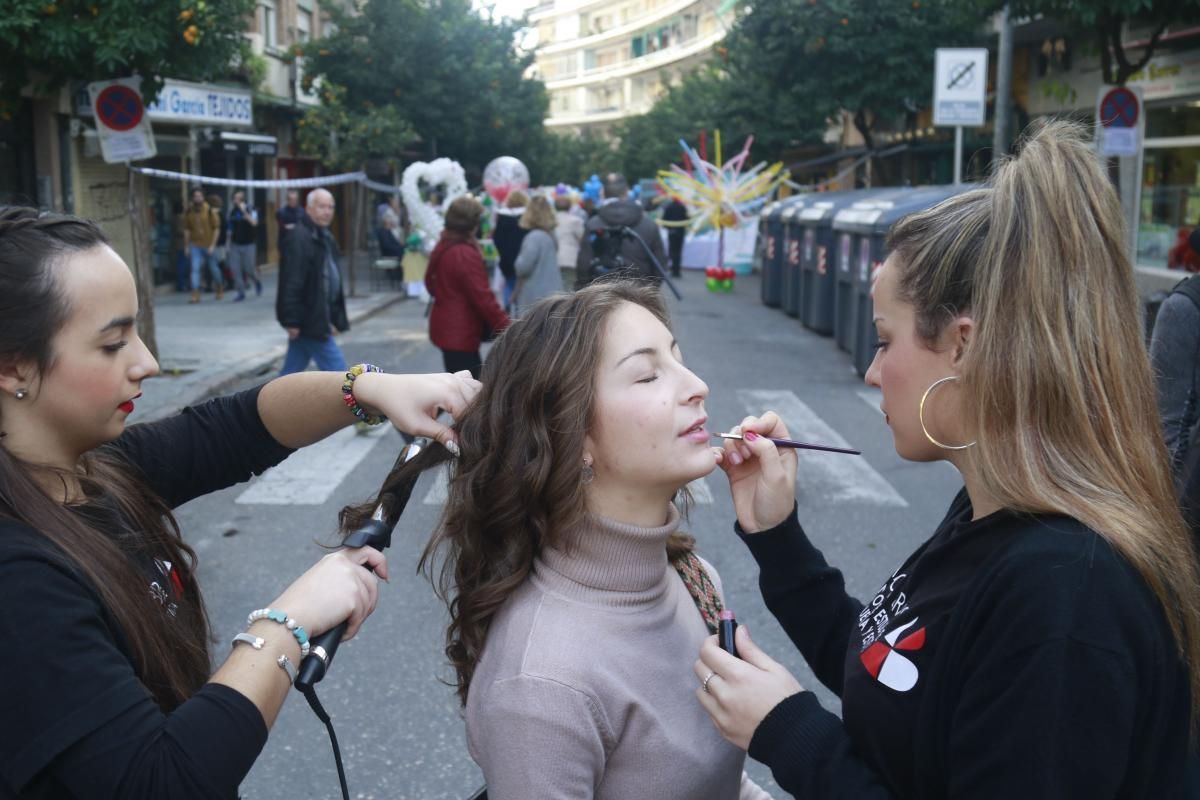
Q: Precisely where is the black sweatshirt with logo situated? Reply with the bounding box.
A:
[741,491,1195,799]
[0,387,294,798]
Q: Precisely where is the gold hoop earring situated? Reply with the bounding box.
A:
[918,376,976,451]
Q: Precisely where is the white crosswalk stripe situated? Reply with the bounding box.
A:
[236,427,387,505]
[738,389,908,507]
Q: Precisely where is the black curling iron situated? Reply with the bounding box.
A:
[293,439,428,800]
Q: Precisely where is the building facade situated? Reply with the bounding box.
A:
[6,0,341,289]
[530,0,731,134]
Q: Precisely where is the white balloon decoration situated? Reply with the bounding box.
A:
[401,158,469,250]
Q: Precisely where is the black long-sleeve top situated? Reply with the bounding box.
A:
[0,387,294,798]
[742,491,1194,799]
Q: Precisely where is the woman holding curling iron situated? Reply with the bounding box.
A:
[695,121,1200,797]
[0,206,480,799]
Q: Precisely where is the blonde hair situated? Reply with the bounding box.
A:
[519,195,557,233]
[889,119,1200,722]
[504,190,528,210]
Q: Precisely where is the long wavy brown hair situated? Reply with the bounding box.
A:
[0,208,211,710]
[340,277,695,704]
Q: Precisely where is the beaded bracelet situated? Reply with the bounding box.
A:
[342,363,387,425]
[246,608,311,658]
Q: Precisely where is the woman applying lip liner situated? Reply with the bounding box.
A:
[0,206,481,799]
[695,121,1200,797]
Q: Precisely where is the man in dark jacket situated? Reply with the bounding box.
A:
[661,196,689,277]
[276,188,350,375]
[575,173,668,290]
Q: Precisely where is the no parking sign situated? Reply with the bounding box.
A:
[1096,85,1143,158]
[88,77,157,163]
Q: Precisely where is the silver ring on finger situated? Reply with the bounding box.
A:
[702,670,717,694]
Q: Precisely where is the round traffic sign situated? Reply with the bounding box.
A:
[95,85,144,132]
[1099,87,1138,129]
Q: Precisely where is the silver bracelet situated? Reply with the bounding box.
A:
[231,632,265,650]
[276,653,297,684]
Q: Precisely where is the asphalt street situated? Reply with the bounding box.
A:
[173,272,964,799]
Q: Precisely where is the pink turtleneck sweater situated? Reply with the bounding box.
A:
[464,505,772,800]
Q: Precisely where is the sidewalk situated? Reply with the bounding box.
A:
[139,258,405,422]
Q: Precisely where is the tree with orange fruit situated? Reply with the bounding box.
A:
[0,0,255,117]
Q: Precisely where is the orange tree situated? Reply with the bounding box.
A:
[0,0,255,114]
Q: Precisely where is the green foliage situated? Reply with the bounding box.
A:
[0,0,255,114]
[302,0,549,178]
[987,0,1200,85]
[531,130,616,186]
[614,65,743,180]
[721,0,984,150]
[296,82,416,172]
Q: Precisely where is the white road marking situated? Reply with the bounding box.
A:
[235,427,385,505]
[737,389,908,507]
[423,465,449,505]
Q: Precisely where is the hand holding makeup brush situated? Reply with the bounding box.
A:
[713,411,798,533]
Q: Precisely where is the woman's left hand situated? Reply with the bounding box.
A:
[353,371,482,449]
[694,625,804,751]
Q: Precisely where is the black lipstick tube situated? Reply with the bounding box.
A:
[718,610,738,658]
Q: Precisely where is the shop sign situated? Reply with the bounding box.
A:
[1126,50,1200,102]
[76,78,253,127]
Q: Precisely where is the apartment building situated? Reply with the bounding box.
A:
[530,0,731,134]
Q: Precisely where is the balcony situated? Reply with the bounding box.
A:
[537,0,709,55]
[544,27,724,88]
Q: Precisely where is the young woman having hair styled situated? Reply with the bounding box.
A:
[692,120,1200,797]
[341,279,772,799]
[0,206,481,798]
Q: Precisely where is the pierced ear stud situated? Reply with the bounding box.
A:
[14,388,27,400]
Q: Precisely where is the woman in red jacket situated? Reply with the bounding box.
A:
[425,196,511,377]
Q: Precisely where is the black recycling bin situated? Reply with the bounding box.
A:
[846,185,975,375]
[831,189,908,353]
[797,190,867,335]
[758,199,789,308]
[759,196,804,308]
[780,197,813,317]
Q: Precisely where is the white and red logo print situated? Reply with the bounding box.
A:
[857,571,926,692]
[859,617,926,692]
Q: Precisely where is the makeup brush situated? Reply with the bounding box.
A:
[715,432,861,456]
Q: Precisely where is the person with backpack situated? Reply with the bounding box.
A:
[183,188,224,303]
[1151,268,1200,477]
[575,174,669,290]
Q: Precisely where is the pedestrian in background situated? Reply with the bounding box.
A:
[227,190,261,301]
[182,188,223,303]
[207,193,230,294]
[696,120,1200,798]
[277,189,349,375]
[576,173,668,289]
[553,194,584,289]
[424,195,509,378]
[512,195,562,315]
[0,204,481,798]
[341,279,772,799]
[275,188,304,269]
[662,196,689,278]
[492,190,528,312]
